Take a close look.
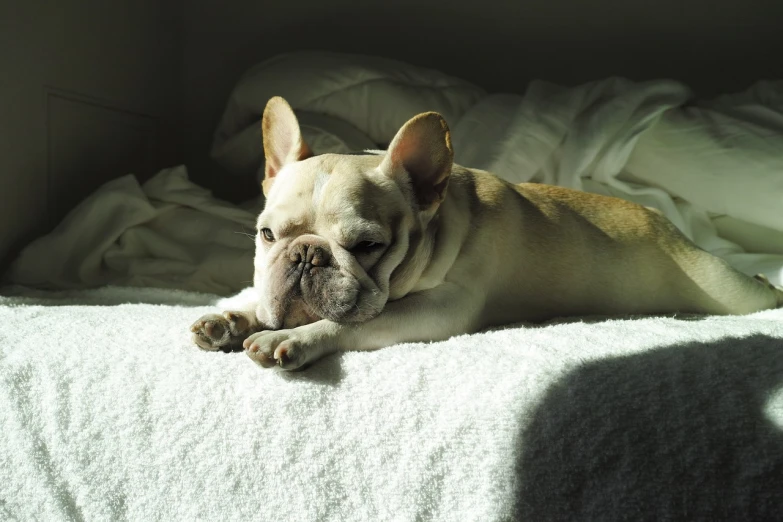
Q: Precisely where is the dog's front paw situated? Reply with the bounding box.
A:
[243,329,320,370]
[190,311,255,352]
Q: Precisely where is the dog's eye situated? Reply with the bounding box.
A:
[260,228,276,243]
[350,241,382,254]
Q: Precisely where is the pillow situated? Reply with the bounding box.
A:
[210,51,486,179]
[212,110,378,182]
[253,111,379,183]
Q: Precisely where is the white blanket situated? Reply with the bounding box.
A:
[2,286,782,521]
[6,52,783,292]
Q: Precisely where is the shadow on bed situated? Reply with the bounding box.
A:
[276,354,347,386]
[513,334,783,521]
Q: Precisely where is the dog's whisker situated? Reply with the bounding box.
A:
[234,231,256,241]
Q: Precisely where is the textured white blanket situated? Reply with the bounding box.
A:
[1,287,782,520]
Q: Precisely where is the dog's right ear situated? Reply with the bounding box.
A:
[379,112,454,211]
[261,96,313,195]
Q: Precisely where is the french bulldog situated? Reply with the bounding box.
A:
[191,96,783,370]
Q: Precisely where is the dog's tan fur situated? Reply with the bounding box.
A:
[191,96,783,369]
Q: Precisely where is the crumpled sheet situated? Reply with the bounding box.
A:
[6,166,259,295]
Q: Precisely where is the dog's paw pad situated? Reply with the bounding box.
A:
[190,314,231,351]
[204,320,225,339]
[224,311,251,335]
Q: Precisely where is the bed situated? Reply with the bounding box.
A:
[2,51,783,521]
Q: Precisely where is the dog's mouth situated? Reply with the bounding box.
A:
[320,288,386,324]
[297,290,363,325]
[271,286,383,328]
[266,244,387,327]
[273,295,323,329]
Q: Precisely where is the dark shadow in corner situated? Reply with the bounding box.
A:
[514,334,783,521]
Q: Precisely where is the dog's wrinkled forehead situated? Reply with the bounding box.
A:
[260,153,396,235]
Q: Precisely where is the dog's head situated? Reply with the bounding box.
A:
[253,96,454,329]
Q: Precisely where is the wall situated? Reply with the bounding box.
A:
[0,0,182,271]
[181,0,782,201]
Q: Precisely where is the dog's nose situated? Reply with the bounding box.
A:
[290,244,331,268]
[308,245,330,267]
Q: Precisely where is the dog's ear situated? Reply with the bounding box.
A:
[261,96,313,195]
[380,112,454,210]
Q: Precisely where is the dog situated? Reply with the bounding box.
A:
[191,96,783,370]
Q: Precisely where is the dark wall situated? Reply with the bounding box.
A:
[0,0,183,270]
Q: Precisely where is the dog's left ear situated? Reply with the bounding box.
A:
[380,112,454,210]
[261,96,313,195]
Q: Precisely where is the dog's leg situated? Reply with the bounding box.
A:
[676,247,782,314]
[334,283,485,350]
[753,274,783,308]
[243,283,483,369]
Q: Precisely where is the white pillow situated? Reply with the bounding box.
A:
[210,51,486,179]
[254,111,378,183]
[623,80,783,233]
[212,110,378,181]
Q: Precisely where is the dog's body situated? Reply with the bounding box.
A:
[191,97,783,370]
